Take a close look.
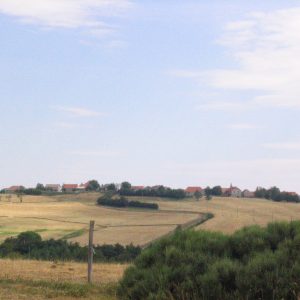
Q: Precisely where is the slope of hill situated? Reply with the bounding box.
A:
[1,193,300,246]
[148,196,300,233]
[0,194,200,245]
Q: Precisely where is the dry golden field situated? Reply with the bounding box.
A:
[0,259,127,284]
[0,259,125,299]
[1,194,300,299]
[148,196,300,233]
[0,193,198,245]
[1,193,300,246]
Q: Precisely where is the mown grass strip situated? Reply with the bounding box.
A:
[0,278,118,299]
[61,228,87,240]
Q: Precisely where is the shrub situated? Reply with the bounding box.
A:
[119,186,186,199]
[23,189,42,195]
[118,221,300,300]
[14,231,42,254]
[97,195,159,210]
[0,232,141,263]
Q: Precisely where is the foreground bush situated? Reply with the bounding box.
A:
[118,221,300,300]
[0,232,141,262]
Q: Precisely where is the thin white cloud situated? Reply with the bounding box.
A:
[213,8,300,107]
[228,123,258,130]
[172,7,300,108]
[54,106,104,117]
[263,142,300,150]
[0,0,132,35]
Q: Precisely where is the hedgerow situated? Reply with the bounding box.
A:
[97,195,159,210]
[0,232,141,262]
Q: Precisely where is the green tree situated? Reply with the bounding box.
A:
[194,190,202,201]
[15,232,42,254]
[36,183,45,191]
[121,182,131,190]
[269,186,281,201]
[212,186,222,196]
[86,180,100,191]
[205,187,212,200]
[106,183,117,192]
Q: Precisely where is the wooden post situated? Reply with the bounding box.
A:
[88,220,95,283]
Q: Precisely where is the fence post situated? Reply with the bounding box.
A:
[88,220,95,283]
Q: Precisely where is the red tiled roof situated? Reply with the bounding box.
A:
[286,192,298,196]
[222,186,241,193]
[6,186,24,191]
[185,187,202,193]
[131,186,144,191]
[243,189,254,193]
[78,182,89,189]
[45,184,61,188]
[63,184,78,189]
[231,187,241,191]
[151,185,163,190]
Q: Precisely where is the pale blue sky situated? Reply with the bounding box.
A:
[1,1,300,192]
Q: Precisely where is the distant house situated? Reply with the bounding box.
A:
[242,189,255,198]
[222,185,242,198]
[115,183,121,191]
[151,185,172,191]
[131,186,145,191]
[150,185,163,190]
[4,186,25,194]
[185,186,203,196]
[62,184,78,192]
[77,182,90,191]
[286,191,298,196]
[45,184,62,192]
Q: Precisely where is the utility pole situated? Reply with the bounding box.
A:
[88,220,95,283]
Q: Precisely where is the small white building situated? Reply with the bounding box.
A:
[242,189,255,198]
[222,185,242,197]
[45,184,62,192]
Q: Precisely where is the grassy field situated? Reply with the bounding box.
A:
[0,259,126,299]
[1,194,300,299]
[148,196,300,233]
[0,193,199,245]
[1,193,300,245]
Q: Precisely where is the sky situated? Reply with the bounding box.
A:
[1,0,300,192]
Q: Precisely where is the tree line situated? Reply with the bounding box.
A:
[119,182,186,199]
[119,221,300,300]
[2,180,299,204]
[0,232,141,263]
[97,194,159,210]
[255,186,300,203]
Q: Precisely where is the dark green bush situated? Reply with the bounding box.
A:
[0,232,141,263]
[23,188,42,195]
[120,186,186,199]
[118,221,300,300]
[97,194,159,210]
